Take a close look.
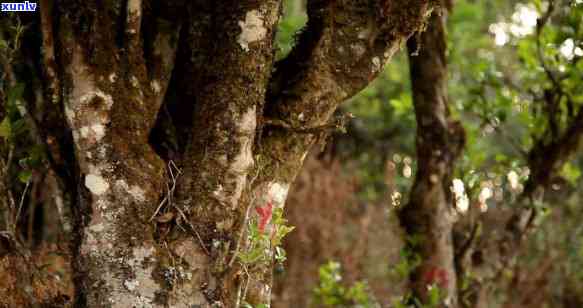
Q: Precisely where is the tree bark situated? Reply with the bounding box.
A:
[399,10,464,307]
[3,0,438,306]
[56,1,182,306]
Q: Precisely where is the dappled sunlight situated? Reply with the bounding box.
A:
[489,3,538,46]
[479,185,493,212]
[452,179,470,213]
[560,38,583,60]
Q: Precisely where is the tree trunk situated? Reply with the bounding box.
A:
[2,0,437,306]
[399,9,464,307]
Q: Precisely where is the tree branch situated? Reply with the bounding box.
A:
[260,0,437,170]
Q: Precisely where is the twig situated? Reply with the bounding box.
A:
[228,168,262,268]
[14,178,31,233]
[175,206,210,256]
[535,1,559,91]
[263,112,354,135]
[241,264,251,306]
[150,161,210,255]
[152,160,211,255]
[27,177,39,247]
[475,90,528,158]
[1,146,16,211]
[149,160,181,221]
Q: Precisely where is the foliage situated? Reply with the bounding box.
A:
[391,288,444,308]
[313,261,378,308]
[239,206,295,266]
[390,237,422,281]
[344,54,417,202]
[275,0,307,59]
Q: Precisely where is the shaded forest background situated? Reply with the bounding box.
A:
[1,0,582,307]
[273,0,583,307]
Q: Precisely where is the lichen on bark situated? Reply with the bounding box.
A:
[30,0,438,306]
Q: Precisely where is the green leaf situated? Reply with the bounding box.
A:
[0,39,8,50]
[495,153,507,163]
[7,82,24,106]
[18,170,32,183]
[428,285,442,307]
[0,117,11,139]
[275,246,287,263]
[560,162,581,185]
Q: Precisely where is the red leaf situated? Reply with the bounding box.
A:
[255,202,273,233]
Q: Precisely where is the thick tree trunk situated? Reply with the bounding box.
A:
[58,2,180,306]
[3,0,437,306]
[399,11,464,307]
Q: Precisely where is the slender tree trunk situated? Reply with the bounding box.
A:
[399,10,464,307]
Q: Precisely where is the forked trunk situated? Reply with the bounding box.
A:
[3,0,437,306]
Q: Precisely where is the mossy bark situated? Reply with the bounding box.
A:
[20,0,437,306]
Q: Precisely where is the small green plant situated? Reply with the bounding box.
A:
[0,82,42,184]
[389,235,447,308]
[239,204,294,266]
[313,261,378,308]
[391,235,423,280]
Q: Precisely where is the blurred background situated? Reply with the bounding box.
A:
[270,0,583,307]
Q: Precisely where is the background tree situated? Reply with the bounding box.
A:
[398,2,465,307]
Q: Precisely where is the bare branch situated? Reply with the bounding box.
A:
[14,178,31,234]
